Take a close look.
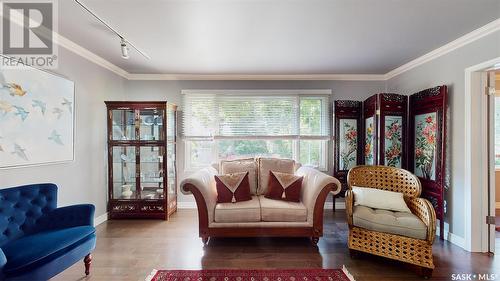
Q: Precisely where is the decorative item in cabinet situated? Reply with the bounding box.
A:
[333,100,362,196]
[105,101,178,220]
[408,86,447,239]
[362,93,407,168]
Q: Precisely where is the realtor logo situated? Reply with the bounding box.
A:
[1,0,58,68]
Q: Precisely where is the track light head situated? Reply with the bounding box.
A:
[120,38,129,59]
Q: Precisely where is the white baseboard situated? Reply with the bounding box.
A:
[177,201,346,210]
[495,202,500,209]
[177,201,197,209]
[436,221,466,249]
[94,212,108,226]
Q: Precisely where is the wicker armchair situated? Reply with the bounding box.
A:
[346,165,436,278]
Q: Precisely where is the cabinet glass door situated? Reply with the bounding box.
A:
[112,146,137,199]
[111,109,136,141]
[167,142,176,200]
[139,108,165,141]
[167,106,176,142]
[140,146,164,199]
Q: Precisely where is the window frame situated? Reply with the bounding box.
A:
[182,90,331,172]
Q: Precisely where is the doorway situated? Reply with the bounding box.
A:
[464,57,500,253]
[491,71,500,252]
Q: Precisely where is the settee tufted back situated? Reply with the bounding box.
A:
[0,183,57,247]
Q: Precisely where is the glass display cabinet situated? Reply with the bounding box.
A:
[105,101,177,220]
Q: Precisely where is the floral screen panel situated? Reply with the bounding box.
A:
[364,117,375,165]
[339,119,358,170]
[384,116,403,168]
[414,112,437,180]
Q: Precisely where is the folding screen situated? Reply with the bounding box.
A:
[333,100,362,197]
[409,86,447,239]
[335,89,446,240]
[363,93,407,168]
[363,95,378,166]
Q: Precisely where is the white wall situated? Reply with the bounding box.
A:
[123,80,386,203]
[386,30,500,239]
[0,47,126,218]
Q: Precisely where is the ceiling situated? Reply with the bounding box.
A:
[58,0,500,75]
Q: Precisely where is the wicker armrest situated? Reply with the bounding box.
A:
[345,189,354,226]
[407,197,436,243]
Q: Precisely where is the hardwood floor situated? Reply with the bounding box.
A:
[53,209,499,281]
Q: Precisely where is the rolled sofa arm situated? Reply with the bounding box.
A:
[296,166,341,223]
[180,167,218,225]
[407,197,437,244]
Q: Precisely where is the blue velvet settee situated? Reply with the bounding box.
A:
[0,183,96,281]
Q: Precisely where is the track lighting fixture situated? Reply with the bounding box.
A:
[74,0,150,60]
[120,38,129,59]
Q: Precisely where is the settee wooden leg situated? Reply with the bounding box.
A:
[349,249,359,259]
[202,237,209,245]
[84,254,92,276]
[419,267,433,279]
[311,237,319,245]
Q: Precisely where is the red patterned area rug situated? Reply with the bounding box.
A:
[146,267,355,281]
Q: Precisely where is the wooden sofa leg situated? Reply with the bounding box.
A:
[311,237,319,245]
[84,254,92,276]
[202,237,209,245]
[419,267,433,279]
[349,249,359,259]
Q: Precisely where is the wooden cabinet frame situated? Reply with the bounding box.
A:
[105,101,177,220]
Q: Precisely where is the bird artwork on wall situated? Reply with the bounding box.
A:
[12,143,28,161]
[32,100,47,115]
[13,105,29,121]
[0,64,75,168]
[0,100,12,115]
[52,107,64,119]
[48,130,64,145]
[62,98,72,113]
[3,82,27,97]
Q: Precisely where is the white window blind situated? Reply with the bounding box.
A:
[182,93,329,139]
[182,90,331,170]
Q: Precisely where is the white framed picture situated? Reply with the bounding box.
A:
[0,65,75,168]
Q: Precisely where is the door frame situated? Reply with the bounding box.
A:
[464,56,500,252]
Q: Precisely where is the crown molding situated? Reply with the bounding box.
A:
[50,18,500,81]
[55,33,129,79]
[384,18,500,80]
[126,73,386,81]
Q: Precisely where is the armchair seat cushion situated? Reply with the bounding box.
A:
[259,196,307,222]
[2,226,95,273]
[353,205,427,240]
[215,196,261,223]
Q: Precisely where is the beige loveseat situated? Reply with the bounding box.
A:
[180,157,341,245]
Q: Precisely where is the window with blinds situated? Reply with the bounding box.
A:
[182,90,331,170]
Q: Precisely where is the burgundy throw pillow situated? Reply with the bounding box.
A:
[265,171,303,202]
[215,171,252,203]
